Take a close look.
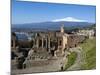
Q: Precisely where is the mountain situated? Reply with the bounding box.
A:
[52,17,86,22]
[12,21,94,31]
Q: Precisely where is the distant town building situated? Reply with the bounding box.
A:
[77,29,95,39]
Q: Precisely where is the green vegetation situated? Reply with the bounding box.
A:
[64,27,80,32]
[80,37,96,70]
[63,37,96,71]
[64,24,96,31]
[64,52,77,70]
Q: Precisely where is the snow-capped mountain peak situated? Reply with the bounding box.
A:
[52,17,86,22]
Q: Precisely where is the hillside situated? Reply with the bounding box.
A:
[80,37,96,70]
[12,21,94,31]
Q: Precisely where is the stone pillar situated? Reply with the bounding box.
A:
[36,38,39,48]
[54,50,57,57]
[45,39,47,49]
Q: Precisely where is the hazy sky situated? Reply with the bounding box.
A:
[12,0,96,24]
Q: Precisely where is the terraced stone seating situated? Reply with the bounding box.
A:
[23,48,53,68]
[24,59,50,68]
[55,50,63,57]
[30,48,51,59]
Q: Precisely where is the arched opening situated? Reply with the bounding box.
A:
[59,40,62,46]
[43,40,46,48]
[39,39,42,47]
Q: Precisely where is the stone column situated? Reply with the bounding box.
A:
[54,51,57,58]
[45,39,47,49]
[36,38,39,48]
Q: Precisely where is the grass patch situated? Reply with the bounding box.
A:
[80,37,96,70]
[64,52,77,70]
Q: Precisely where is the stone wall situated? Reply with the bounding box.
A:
[67,34,86,48]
